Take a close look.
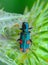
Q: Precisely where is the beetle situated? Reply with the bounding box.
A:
[18,22,32,52]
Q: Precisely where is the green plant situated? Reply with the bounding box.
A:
[0,0,48,65]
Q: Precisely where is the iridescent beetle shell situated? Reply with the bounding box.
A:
[18,22,32,52]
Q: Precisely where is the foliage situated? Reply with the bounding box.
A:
[0,0,48,65]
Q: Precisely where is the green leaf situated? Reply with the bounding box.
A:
[0,0,48,65]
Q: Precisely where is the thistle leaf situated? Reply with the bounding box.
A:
[0,0,48,65]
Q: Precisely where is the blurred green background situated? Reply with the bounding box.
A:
[0,61,6,65]
[0,0,48,14]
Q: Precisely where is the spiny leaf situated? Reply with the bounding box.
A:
[39,46,48,53]
[0,0,48,65]
[0,52,17,65]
